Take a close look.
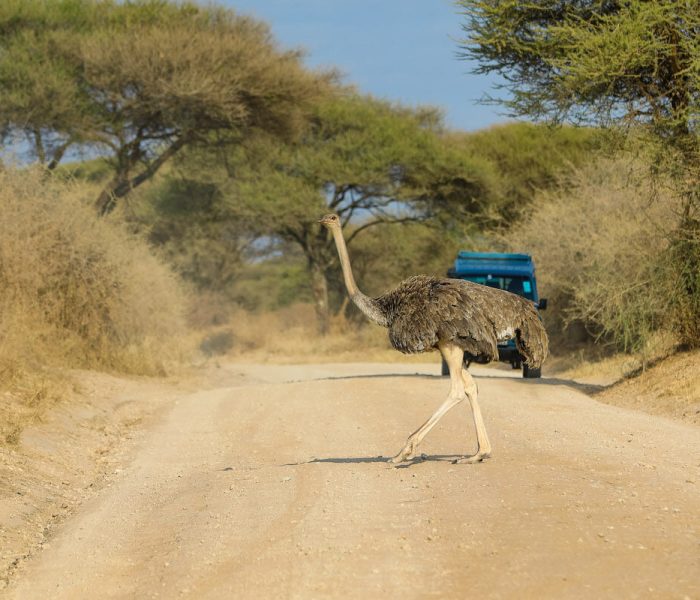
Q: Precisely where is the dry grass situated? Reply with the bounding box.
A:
[593,349,700,425]
[548,352,640,385]
[196,303,435,364]
[548,331,678,382]
[0,168,188,444]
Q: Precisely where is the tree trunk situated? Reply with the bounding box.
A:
[670,192,700,346]
[95,174,129,216]
[309,259,330,336]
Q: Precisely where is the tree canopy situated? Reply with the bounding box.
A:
[449,122,600,220]
[458,2,699,142]
[0,0,332,213]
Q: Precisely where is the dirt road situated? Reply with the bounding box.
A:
[5,363,700,599]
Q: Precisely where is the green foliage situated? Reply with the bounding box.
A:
[345,222,461,295]
[456,122,601,218]
[0,0,331,212]
[228,256,314,312]
[130,170,315,311]
[666,222,700,345]
[459,1,700,138]
[458,1,700,201]
[53,157,112,183]
[137,177,251,293]
[228,94,449,225]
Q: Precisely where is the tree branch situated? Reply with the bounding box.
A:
[125,134,189,192]
[281,225,307,250]
[345,216,421,245]
[47,138,74,170]
[30,128,46,165]
[95,134,190,215]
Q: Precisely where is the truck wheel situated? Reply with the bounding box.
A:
[523,364,541,378]
[511,359,521,370]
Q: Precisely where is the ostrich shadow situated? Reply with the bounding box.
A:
[282,454,470,469]
[310,373,442,382]
[312,372,605,395]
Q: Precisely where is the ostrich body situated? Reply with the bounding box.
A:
[320,213,549,464]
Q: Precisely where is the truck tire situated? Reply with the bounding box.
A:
[523,364,541,378]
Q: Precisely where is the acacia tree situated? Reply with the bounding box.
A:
[0,0,330,214]
[458,0,700,343]
[219,94,495,333]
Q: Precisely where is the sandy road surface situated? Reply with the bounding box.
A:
[6,363,700,599]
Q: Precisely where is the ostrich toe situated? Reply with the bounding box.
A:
[453,451,491,464]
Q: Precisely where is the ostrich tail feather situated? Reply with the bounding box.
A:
[515,309,549,369]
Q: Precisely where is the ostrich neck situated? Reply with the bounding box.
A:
[330,225,358,296]
[330,226,388,327]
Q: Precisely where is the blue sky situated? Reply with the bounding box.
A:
[222,0,510,131]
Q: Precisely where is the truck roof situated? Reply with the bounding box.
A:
[449,251,535,278]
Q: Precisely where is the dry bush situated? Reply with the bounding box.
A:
[0,168,187,443]
[186,289,236,329]
[504,158,683,357]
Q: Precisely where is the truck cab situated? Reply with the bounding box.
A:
[444,251,547,377]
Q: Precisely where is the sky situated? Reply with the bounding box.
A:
[222,0,509,132]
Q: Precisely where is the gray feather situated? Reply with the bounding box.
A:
[365,276,549,368]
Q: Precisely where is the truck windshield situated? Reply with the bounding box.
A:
[465,275,535,300]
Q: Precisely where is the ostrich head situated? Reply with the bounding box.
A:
[319,213,341,229]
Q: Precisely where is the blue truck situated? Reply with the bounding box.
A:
[443,251,547,378]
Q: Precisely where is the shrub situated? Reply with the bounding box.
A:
[0,168,187,371]
[0,168,187,442]
[502,158,684,354]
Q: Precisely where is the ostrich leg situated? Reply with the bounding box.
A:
[453,367,491,464]
[388,342,467,464]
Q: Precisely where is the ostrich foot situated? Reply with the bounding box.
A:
[388,442,421,465]
[453,451,491,464]
[388,450,411,465]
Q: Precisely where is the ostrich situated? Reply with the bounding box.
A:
[319,213,548,464]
